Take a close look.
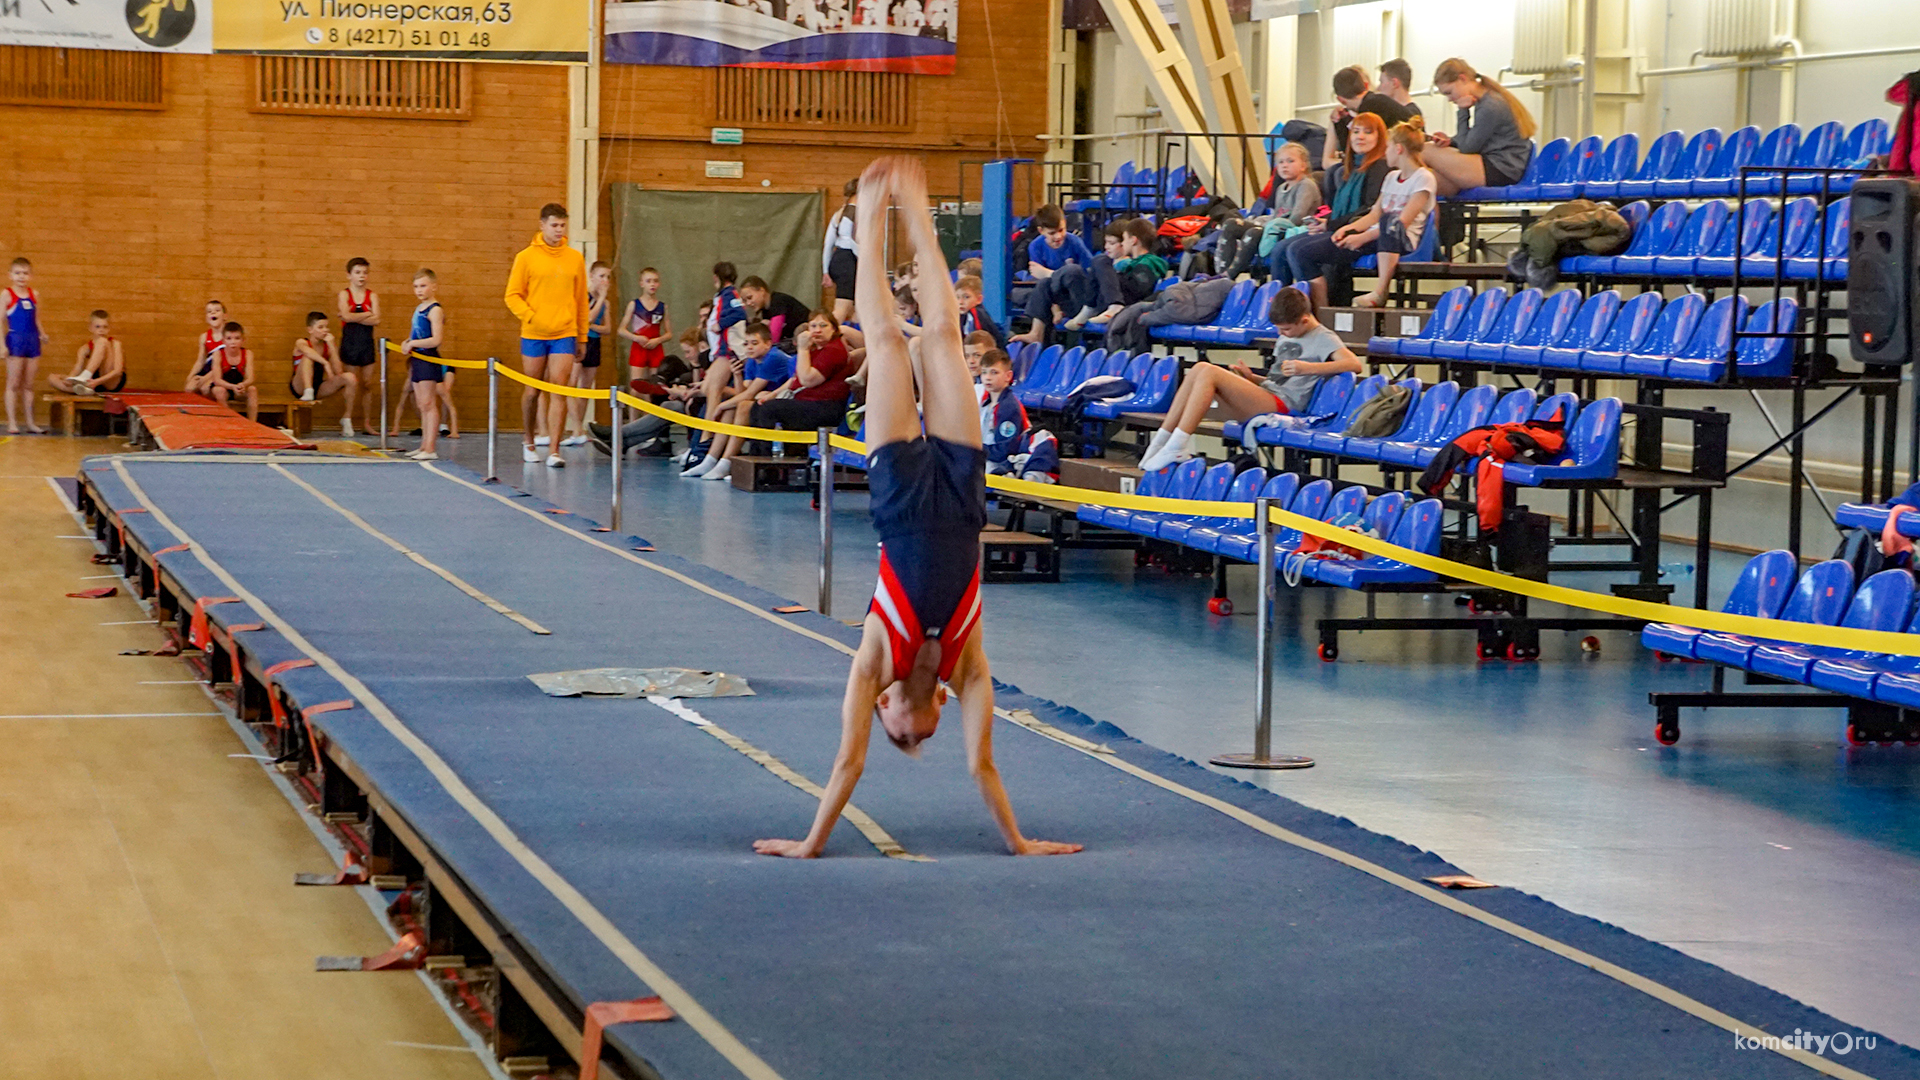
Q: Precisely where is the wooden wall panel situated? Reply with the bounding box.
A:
[0,54,569,426]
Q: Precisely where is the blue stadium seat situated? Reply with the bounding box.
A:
[1190,472,1298,556]
[1113,457,1206,533]
[1380,383,1494,468]
[1649,201,1732,277]
[1566,291,1662,374]
[1402,287,1505,359]
[1456,139,1561,201]
[1301,497,1445,587]
[1310,378,1421,456]
[1085,355,1178,420]
[1340,378,1442,461]
[1727,197,1820,281]
[1532,391,1580,427]
[1591,130,1682,201]
[1102,161,1143,210]
[1017,344,1063,398]
[1649,128,1724,199]
[1665,297,1798,382]
[1784,197,1850,281]
[1079,456,1171,528]
[1818,118,1893,193]
[1222,371,1355,445]
[1160,280,1254,343]
[1530,135,1602,202]
[1808,610,1920,700]
[1608,293,1706,377]
[1558,201,1652,275]
[1040,348,1107,410]
[1691,198,1775,278]
[1770,122,1840,195]
[1685,125,1760,197]
[1360,490,1409,538]
[1496,288,1582,367]
[1174,467,1266,549]
[1509,289,1605,369]
[1412,388,1535,471]
[1208,282,1286,345]
[1153,462,1237,540]
[1281,374,1386,450]
[1626,295,1744,379]
[1369,286,1470,358]
[1618,199,1652,232]
[1017,346,1084,408]
[1221,478,1330,562]
[1066,160,1132,212]
[1006,341,1036,380]
[1693,559,1853,669]
[1582,201,1689,276]
[1749,569,1916,683]
[1503,397,1621,485]
[1708,123,1798,198]
[1641,549,1798,659]
[1291,485,1369,554]
[1551,133,1639,200]
[1462,288,1545,364]
[1128,168,1161,210]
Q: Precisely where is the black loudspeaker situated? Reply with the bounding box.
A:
[1849,178,1920,365]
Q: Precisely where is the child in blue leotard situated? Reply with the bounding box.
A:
[4,257,48,434]
[399,270,447,460]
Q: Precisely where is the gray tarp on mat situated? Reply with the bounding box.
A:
[529,668,754,699]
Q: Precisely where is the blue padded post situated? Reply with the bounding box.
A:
[981,159,1028,328]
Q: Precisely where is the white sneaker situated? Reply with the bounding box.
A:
[682,456,718,478]
[439,425,450,435]
[341,420,355,438]
[701,459,733,481]
[409,450,438,461]
[546,454,565,468]
[301,387,315,402]
[562,434,588,447]
[523,445,540,463]
[534,435,551,447]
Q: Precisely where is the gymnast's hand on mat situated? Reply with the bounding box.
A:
[752,838,822,859]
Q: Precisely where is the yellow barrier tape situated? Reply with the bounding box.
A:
[428,356,1920,655]
[615,391,818,444]
[496,361,608,400]
[381,341,488,370]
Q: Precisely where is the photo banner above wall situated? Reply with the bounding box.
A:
[213,0,591,62]
[604,0,955,74]
[0,0,214,53]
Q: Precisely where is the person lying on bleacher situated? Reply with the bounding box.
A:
[1137,287,1361,472]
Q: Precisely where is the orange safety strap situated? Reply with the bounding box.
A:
[294,849,369,887]
[263,659,317,729]
[362,930,427,971]
[189,596,242,650]
[154,544,190,556]
[300,699,354,772]
[228,623,264,634]
[579,998,675,1080]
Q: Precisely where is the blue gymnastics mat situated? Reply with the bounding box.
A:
[80,452,1919,1080]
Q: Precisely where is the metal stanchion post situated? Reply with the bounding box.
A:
[485,357,498,483]
[817,428,833,616]
[609,387,624,533]
[1212,497,1314,770]
[378,338,390,451]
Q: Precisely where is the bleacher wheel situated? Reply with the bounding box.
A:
[1505,642,1540,662]
[1845,724,1869,748]
[1655,724,1680,746]
[1475,641,1499,661]
[1580,636,1602,654]
[1207,597,1233,616]
[1317,642,1338,662]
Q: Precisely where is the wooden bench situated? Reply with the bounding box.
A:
[981,529,1058,583]
[43,392,115,436]
[728,455,869,494]
[254,396,314,437]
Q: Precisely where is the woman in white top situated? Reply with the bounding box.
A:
[822,178,859,322]
[1334,118,1437,308]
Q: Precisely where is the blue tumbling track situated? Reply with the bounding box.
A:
[80,453,1920,1080]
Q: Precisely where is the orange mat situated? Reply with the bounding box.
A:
[117,393,312,451]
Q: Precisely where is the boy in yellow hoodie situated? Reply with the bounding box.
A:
[504,202,590,467]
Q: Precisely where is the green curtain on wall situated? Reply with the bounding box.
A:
[608,185,822,383]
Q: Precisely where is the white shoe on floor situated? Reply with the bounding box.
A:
[534,435,551,447]
[546,454,565,468]
[682,456,719,478]
[341,420,355,438]
[409,449,438,461]
[561,434,588,447]
[523,445,540,463]
[700,459,733,481]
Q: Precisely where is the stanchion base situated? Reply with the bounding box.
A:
[1209,753,1315,770]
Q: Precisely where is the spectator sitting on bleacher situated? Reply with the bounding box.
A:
[746,309,855,440]
[1285,113,1391,309]
[1342,119,1437,308]
[1423,58,1537,196]
[1216,143,1319,281]
[1323,64,1422,178]
[1063,217,1169,330]
[979,349,1059,483]
[690,321,798,482]
[957,257,984,279]
[964,329,995,386]
[1137,288,1361,472]
[955,275,1006,349]
[1377,58,1423,119]
[588,328,701,456]
[1009,203,1095,346]
[738,276,812,348]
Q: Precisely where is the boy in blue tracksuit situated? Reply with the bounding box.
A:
[979,349,1058,482]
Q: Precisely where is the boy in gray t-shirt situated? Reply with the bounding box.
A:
[1138,287,1363,472]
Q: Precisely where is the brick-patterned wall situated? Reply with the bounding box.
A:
[0,54,570,425]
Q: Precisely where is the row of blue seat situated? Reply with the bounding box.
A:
[1076,463,1445,588]
[1371,285,1798,383]
[1003,342,1179,420]
[1063,161,1208,215]
[1454,119,1890,203]
[1565,197,1848,281]
[1217,376,1620,485]
[1642,550,1920,711]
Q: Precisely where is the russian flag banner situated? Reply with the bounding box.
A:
[604,0,957,74]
